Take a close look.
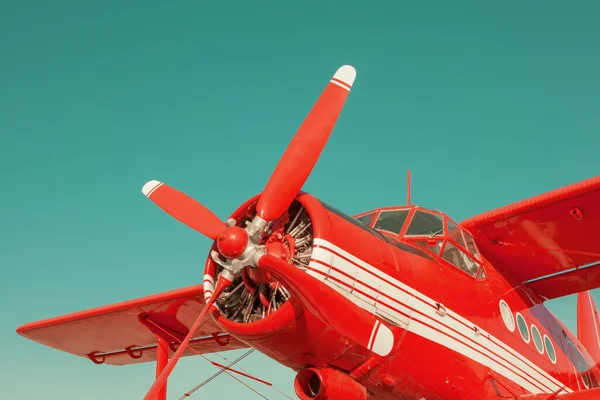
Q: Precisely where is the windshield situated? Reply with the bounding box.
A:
[373,209,410,235]
[405,211,444,236]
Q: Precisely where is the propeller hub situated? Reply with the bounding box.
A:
[217,226,249,259]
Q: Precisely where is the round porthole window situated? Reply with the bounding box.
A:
[578,362,590,389]
[499,300,515,332]
[544,335,557,364]
[516,313,530,343]
[531,324,544,354]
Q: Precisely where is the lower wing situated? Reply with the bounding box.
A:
[16,284,247,366]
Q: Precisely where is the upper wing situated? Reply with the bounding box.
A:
[461,175,600,300]
[16,285,248,366]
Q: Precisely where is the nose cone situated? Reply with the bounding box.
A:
[217,226,248,259]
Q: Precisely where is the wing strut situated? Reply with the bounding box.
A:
[145,310,275,399]
[155,337,169,400]
[178,349,256,399]
[132,311,236,400]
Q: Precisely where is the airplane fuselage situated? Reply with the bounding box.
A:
[207,193,598,399]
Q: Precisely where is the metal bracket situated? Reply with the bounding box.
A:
[350,271,358,294]
[435,302,447,317]
[86,351,106,365]
[374,285,382,314]
[124,345,143,359]
[324,257,334,281]
[211,333,231,347]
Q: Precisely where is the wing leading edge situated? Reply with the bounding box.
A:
[16,285,248,366]
[461,175,600,300]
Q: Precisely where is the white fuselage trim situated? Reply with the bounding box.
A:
[308,238,572,395]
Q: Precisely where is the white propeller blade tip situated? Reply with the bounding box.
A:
[333,65,356,87]
[142,180,163,197]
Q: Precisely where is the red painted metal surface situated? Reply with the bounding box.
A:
[143,279,228,400]
[205,193,600,398]
[217,226,249,259]
[155,337,169,400]
[256,66,355,222]
[461,175,600,300]
[577,292,600,365]
[528,266,600,300]
[16,284,248,365]
[142,181,226,240]
[294,367,368,400]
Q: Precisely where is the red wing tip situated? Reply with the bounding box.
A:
[16,323,31,336]
[16,319,47,336]
[333,65,356,87]
[142,180,163,197]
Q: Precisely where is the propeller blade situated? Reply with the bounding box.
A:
[142,275,231,400]
[142,180,226,240]
[255,65,356,222]
[256,252,394,357]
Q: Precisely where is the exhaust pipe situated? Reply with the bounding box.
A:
[294,367,367,400]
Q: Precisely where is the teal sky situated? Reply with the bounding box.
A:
[2,1,600,398]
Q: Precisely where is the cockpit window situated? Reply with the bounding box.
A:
[442,241,479,277]
[447,220,467,249]
[355,212,376,227]
[448,219,482,261]
[373,210,410,235]
[405,211,444,236]
[463,231,482,261]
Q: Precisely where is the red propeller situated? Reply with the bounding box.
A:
[256,65,356,222]
[141,65,357,399]
[142,180,227,240]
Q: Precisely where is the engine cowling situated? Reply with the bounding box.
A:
[294,367,368,400]
[203,193,373,371]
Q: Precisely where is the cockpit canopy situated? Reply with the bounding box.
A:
[354,206,484,279]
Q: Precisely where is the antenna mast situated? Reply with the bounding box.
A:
[407,170,411,205]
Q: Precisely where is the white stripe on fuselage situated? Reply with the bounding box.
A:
[308,238,571,395]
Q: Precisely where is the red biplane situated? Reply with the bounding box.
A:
[17,65,600,399]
